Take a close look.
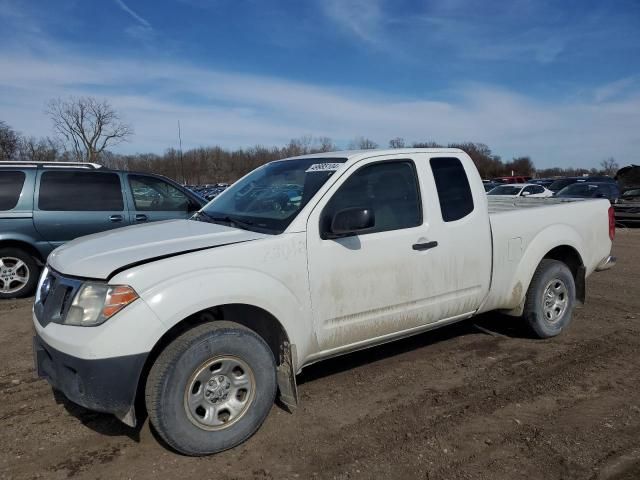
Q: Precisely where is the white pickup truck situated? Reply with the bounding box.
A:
[33,148,616,455]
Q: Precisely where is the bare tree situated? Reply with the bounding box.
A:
[349,136,378,150]
[504,156,535,176]
[46,97,133,162]
[412,140,442,148]
[17,136,62,162]
[599,157,619,176]
[388,137,405,149]
[316,136,336,152]
[0,121,19,160]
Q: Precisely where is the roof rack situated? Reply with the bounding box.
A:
[0,161,103,169]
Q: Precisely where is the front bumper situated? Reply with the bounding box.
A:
[33,332,147,425]
[595,255,617,272]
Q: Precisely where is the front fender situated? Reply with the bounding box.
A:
[125,267,317,366]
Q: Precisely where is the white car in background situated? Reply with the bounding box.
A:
[488,183,554,198]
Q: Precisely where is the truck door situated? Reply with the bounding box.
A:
[33,170,130,250]
[306,154,488,353]
[422,155,493,314]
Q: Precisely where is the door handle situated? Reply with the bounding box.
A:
[412,241,438,251]
[109,214,123,222]
[135,214,148,222]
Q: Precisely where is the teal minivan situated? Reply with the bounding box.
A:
[0,162,206,298]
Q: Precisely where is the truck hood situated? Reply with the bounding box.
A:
[48,220,268,279]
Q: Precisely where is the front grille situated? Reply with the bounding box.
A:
[34,270,83,327]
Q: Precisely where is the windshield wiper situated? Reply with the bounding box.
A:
[193,211,255,230]
[192,210,216,223]
[215,215,255,229]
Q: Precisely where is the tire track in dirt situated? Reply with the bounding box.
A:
[256,329,640,479]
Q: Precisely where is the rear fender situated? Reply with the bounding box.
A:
[497,225,585,316]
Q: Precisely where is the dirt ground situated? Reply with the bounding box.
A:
[0,230,639,480]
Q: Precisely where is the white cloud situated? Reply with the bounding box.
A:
[114,0,153,41]
[320,0,385,46]
[593,76,639,103]
[114,0,151,28]
[0,52,639,168]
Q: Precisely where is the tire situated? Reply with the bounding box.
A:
[145,321,277,456]
[523,259,576,338]
[0,248,40,299]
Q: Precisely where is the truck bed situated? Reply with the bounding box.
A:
[480,196,612,315]
[488,196,586,214]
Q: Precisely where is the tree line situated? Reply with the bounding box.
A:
[0,96,621,184]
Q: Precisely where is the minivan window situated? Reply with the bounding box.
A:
[430,157,474,222]
[39,171,124,211]
[322,160,422,235]
[129,175,190,211]
[0,171,26,210]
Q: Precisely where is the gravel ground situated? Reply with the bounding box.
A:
[0,229,639,480]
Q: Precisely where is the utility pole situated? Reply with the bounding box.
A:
[178,120,186,185]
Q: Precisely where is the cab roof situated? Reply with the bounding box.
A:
[282,148,466,166]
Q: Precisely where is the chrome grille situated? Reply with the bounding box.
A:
[34,270,83,327]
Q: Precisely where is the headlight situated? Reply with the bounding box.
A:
[34,267,50,304]
[65,282,139,326]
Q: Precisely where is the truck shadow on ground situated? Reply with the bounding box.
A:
[54,311,530,446]
[296,312,532,386]
[53,390,143,441]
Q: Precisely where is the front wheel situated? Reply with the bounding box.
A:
[145,322,276,456]
[522,259,576,338]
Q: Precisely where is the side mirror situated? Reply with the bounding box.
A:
[324,207,375,239]
[521,191,531,197]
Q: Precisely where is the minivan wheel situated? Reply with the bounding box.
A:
[145,322,277,456]
[0,248,39,299]
[523,259,576,338]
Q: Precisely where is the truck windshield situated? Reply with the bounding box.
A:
[195,158,347,234]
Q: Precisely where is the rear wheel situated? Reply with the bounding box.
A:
[523,259,576,338]
[145,322,276,456]
[0,248,39,299]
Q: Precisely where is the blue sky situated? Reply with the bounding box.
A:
[0,0,639,168]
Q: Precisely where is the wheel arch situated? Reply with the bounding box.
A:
[134,303,298,422]
[0,239,46,265]
[502,242,586,317]
[489,220,589,317]
[541,245,585,303]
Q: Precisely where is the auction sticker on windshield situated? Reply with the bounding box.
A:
[305,163,343,173]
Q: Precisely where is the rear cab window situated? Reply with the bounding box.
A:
[0,171,26,210]
[38,171,124,211]
[429,157,474,222]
